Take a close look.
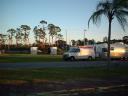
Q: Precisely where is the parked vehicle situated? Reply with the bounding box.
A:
[95,43,108,58]
[63,45,95,61]
[95,42,128,59]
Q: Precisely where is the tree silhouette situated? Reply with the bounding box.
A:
[20,25,31,46]
[56,34,63,46]
[123,36,128,44]
[88,39,95,45]
[40,20,47,47]
[103,36,108,43]
[48,24,61,45]
[15,28,23,46]
[7,28,16,48]
[71,40,76,46]
[33,26,46,47]
[0,34,7,49]
[33,26,39,44]
[40,20,47,30]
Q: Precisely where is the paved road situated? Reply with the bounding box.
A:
[0,60,128,69]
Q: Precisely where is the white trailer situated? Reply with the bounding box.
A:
[50,47,57,55]
[63,45,95,61]
[95,42,128,59]
[31,47,38,55]
[95,43,107,58]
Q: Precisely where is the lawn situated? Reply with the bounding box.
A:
[0,66,128,96]
[0,54,62,62]
[0,66,128,83]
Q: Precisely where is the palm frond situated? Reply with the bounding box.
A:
[89,0,128,32]
[113,0,128,10]
[88,9,106,28]
[97,0,112,11]
[115,13,128,31]
[117,10,128,15]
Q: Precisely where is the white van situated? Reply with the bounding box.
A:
[63,45,95,61]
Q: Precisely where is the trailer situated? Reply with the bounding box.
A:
[95,42,128,59]
[63,45,95,61]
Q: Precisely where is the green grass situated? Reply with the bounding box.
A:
[0,54,62,62]
[0,66,128,84]
[0,66,128,96]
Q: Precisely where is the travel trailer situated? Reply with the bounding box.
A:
[95,42,128,59]
[63,45,95,61]
[95,43,108,58]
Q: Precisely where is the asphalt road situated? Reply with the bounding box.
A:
[0,60,128,69]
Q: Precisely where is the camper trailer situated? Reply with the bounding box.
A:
[63,45,95,61]
[95,42,128,59]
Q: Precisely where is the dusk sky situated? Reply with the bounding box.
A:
[0,0,128,43]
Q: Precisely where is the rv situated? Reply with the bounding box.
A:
[95,42,128,59]
[63,45,95,61]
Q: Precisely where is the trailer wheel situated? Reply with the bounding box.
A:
[88,56,92,60]
[70,56,75,61]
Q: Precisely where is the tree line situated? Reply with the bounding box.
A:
[0,20,65,49]
[71,36,128,46]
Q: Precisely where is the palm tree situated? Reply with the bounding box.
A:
[20,25,31,46]
[7,28,16,48]
[88,0,128,66]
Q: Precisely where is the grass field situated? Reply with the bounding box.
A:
[0,66,128,96]
[0,66,128,84]
[0,54,62,62]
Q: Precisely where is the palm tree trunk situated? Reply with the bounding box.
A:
[107,18,112,70]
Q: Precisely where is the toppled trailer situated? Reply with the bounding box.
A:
[95,42,128,59]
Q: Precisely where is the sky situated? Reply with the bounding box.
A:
[0,0,128,44]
